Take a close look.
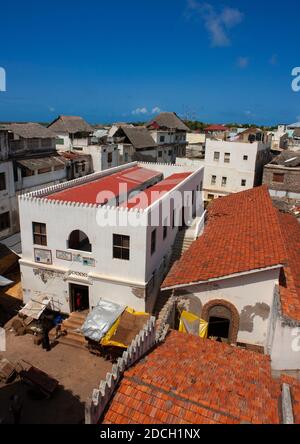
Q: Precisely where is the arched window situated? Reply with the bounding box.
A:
[202,300,240,344]
[68,230,92,252]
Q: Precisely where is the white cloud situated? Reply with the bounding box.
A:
[48,106,55,112]
[152,107,161,114]
[131,107,148,115]
[186,1,244,47]
[237,57,249,69]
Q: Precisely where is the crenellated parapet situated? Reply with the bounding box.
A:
[85,316,156,425]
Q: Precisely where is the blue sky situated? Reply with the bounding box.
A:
[0,0,300,125]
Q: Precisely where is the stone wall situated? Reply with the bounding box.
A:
[263,165,300,194]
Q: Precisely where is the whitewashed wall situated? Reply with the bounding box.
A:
[0,161,18,239]
[19,162,204,314]
[271,319,300,371]
[203,140,269,197]
[174,268,280,350]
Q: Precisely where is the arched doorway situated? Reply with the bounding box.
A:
[68,230,92,252]
[202,300,240,344]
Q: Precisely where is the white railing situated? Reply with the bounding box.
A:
[85,316,156,424]
[194,210,207,239]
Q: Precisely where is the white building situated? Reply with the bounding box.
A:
[0,123,69,245]
[146,112,190,161]
[19,162,204,315]
[269,125,289,151]
[161,186,300,371]
[48,115,119,172]
[203,137,271,202]
[108,125,159,164]
[48,115,93,152]
[186,132,206,159]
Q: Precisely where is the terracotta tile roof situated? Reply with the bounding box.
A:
[278,213,300,321]
[45,166,161,205]
[103,331,293,425]
[162,186,286,289]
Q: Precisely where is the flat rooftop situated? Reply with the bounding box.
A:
[123,172,192,209]
[46,166,162,205]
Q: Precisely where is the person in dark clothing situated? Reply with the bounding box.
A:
[42,329,50,351]
[76,292,82,311]
[9,395,23,425]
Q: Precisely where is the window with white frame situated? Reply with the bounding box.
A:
[214,152,220,162]
[211,175,217,185]
[221,177,227,187]
[224,153,231,163]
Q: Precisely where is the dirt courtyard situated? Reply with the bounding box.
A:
[0,330,112,424]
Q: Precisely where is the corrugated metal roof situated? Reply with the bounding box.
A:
[17,156,67,170]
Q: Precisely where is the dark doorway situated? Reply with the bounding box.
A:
[70,284,89,312]
[208,316,230,340]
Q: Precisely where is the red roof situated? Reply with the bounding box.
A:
[103,331,298,425]
[278,213,300,321]
[205,124,229,132]
[162,186,286,289]
[46,166,161,205]
[122,172,192,210]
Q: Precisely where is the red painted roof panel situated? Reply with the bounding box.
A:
[122,172,192,209]
[46,166,161,205]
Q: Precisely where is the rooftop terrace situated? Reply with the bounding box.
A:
[46,166,162,206]
[44,165,193,209]
[123,172,192,209]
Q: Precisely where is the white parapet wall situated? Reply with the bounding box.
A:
[85,316,156,425]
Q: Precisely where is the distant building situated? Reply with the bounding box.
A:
[186,132,206,159]
[202,136,271,202]
[48,115,119,172]
[161,186,300,371]
[269,125,289,151]
[236,127,269,144]
[263,151,300,199]
[146,112,190,160]
[0,123,69,244]
[205,124,229,140]
[59,151,93,180]
[48,115,94,152]
[288,128,300,151]
[109,125,159,164]
[19,162,204,314]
